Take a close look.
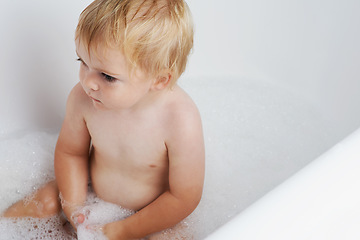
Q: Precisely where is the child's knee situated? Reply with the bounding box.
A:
[40,194,61,215]
[2,181,61,218]
[36,182,61,217]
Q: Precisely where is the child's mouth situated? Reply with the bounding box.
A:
[90,96,101,103]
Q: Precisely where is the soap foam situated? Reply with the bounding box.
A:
[0,216,76,240]
[74,191,193,239]
[0,131,57,214]
[73,191,135,240]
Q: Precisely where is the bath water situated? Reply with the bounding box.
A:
[0,77,336,239]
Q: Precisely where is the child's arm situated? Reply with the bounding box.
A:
[103,106,205,240]
[54,84,91,227]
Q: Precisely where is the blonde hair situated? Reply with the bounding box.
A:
[75,0,194,86]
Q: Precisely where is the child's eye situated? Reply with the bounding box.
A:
[101,73,116,82]
[77,58,86,66]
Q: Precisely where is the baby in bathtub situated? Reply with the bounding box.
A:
[3,0,205,239]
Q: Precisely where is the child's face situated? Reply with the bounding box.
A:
[75,40,155,111]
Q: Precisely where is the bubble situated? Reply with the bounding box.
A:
[0,216,76,240]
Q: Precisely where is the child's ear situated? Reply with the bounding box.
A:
[151,72,172,90]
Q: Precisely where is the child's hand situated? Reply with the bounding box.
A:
[70,208,90,228]
[76,213,86,224]
[102,221,132,240]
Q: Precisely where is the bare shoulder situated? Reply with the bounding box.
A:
[67,83,91,109]
[61,83,92,138]
[66,83,93,117]
[57,83,91,155]
[163,85,204,155]
[164,85,202,131]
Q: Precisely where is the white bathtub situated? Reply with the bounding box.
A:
[1,0,360,239]
[206,127,360,239]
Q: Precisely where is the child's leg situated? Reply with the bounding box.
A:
[2,180,61,218]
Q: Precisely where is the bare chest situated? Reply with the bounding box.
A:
[85,111,168,170]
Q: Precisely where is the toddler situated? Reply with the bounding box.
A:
[3,0,205,239]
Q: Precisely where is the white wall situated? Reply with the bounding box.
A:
[0,0,91,129]
[186,0,360,139]
[1,0,360,137]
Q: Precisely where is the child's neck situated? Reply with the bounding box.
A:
[117,86,174,115]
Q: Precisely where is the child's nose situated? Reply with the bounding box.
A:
[84,72,100,91]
